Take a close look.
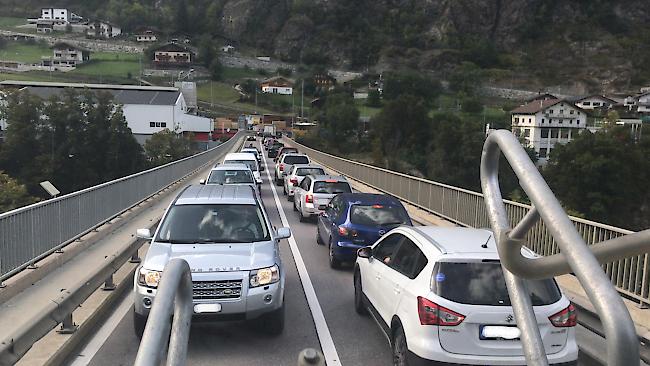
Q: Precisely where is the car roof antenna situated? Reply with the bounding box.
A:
[481,235,491,249]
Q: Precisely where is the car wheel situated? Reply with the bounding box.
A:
[287,194,293,202]
[392,326,409,366]
[283,185,287,195]
[328,239,341,268]
[261,304,285,335]
[276,177,283,186]
[316,226,324,245]
[354,270,367,315]
[133,310,146,339]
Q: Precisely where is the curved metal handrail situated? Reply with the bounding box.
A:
[134,259,193,366]
[480,130,647,366]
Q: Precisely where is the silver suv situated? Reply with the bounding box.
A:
[133,185,291,336]
[293,175,352,222]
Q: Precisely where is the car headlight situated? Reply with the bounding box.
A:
[138,267,162,288]
[249,264,280,287]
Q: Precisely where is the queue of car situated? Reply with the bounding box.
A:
[132,134,578,366]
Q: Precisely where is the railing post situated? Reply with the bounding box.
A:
[56,313,77,334]
[102,273,116,291]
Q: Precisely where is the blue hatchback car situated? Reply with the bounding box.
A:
[316,193,412,268]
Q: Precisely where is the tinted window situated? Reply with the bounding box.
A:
[224,160,257,172]
[207,170,253,184]
[432,262,561,306]
[296,167,325,176]
[372,233,403,264]
[156,204,270,243]
[350,205,409,226]
[242,149,259,157]
[390,238,428,279]
[284,155,309,165]
[313,181,351,194]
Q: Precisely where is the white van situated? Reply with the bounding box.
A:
[223,152,263,190]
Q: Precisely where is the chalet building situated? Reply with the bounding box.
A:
[42,42,90,67]
[571,95,619,110]
[136,30,158,42]
[511,98,587,163]
[260,76,293,95]
[152,43,195,67]
[86,20,122,38]
[313,73,336,88]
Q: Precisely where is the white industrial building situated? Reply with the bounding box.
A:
[0,81,212,144]
[511,98,588,163]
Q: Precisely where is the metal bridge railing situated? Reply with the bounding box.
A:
[134,258,193,366]
[481,130,650,366]
[0,132,243,283]
[286,137,650,306]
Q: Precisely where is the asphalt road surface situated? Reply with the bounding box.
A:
[67,139,601,366]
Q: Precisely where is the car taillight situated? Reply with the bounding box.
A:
[417,296,465,326]
[305,194,313,203]
[290,178,298,185]
[338,226,358,238]
[549,304,577,327]
[280,164,284,171]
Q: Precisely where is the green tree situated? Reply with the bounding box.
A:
[382,71,441,107]
[209,58,224,81]
[0,171,38,212]
[543,127,650,230]
[175,0,189,34]
[366,89,382,108]
[320,93,359,151]
[371,95,431,171]
[198,36,216,68]
[449,62,483,96]
[144,129,195,166]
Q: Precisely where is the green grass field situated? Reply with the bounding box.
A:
[354,99,381,118]
[222,67,263,81]
[196,81,276,114]
[0,42,51,63]
[0,17,28,29]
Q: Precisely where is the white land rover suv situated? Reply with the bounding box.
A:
[133,184,291,336]
[354,226,578,366]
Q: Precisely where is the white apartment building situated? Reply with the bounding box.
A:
[637,92,650,114]
[511,99,587,162]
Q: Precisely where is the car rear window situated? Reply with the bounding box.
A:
[224,160,257,172]
[313,181,352,194]
[296,167,325,176]
[280,148,297,154]
[207,170,253,184]
[283,155,309,165]
[432,261,561,306]
[350,205,409,226]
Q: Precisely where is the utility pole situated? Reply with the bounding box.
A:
[210,81,213,108]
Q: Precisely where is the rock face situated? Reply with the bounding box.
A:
[21,0,641,89]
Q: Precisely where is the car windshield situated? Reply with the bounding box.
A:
[432,261,561,306]
[296,167,325,176]
[224,160,257,172]
[156,204,270,243]
[242,149,258,157]
[313,181,352,194]
[350,205,409,226]
[283,155,309,164]
[207,170,254,184]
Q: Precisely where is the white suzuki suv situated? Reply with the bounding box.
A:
[133,184,291,337]
[354,226,578,366]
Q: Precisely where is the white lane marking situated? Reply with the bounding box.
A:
[68,293,133,366]
[261,140,342,366]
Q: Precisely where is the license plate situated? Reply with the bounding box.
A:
[479,325,520,340]
[193,303,222,314]
[318,205,327,210]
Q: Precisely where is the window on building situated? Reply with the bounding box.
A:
[549,109,554,114]
[528,118,532,123]
[559,119,563,124]
[539,149,548,158]
[514,117,519,123]
[541,128,549,138]
[569,120,573,124]
[570,110,574,114]
[541,118,545,124]
[561,129,570,139]
[150,122,155,127]
[560,109,564,114]
[161,122,166,128]
[593,102,600,106]
[523,129,530,137]
[551,128,559,138]
[583,102,590,106]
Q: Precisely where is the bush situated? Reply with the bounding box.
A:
[461,98,483,114]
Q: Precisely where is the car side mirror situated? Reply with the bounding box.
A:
[357,246,372,259]
[260,165,265,171]
[256,178,263,184]
[276,227,291,240]
[136,228,152,240]
[199,179,206,185]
